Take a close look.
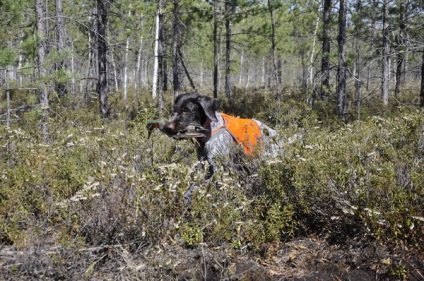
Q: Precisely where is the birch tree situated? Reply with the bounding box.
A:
[381,0,390,106]
[152,0,163,99]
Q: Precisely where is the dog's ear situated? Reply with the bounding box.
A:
[196,95,218,122]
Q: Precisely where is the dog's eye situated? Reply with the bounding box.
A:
[181,107,189,113]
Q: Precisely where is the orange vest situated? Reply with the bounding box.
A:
[212,113,262,155]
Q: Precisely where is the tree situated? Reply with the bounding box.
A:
[35,0,49,141]
[320,0,331,99]
[55,0,67,97]
[172,0,181,98]
[97,0,110,118]
[421,50,424,107]
[213,0,220,99]
[267,0,282,98]
[224,0,235,102]
[381,0,390,106]
[152,0,163,100]
[394,0,407,97]
[336,0,347,120]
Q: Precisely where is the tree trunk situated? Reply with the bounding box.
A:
[123,7,131,103]
[55,0,67,97]
[178,49,196,90]
[267,0,281,98]
[239,50,243,86]
[135,27,144,91]
[366,0,377,92]
[213,0,220,99]
[394,1,406,97]
[161,24,168,92]
[152,0,162,99]
[420,50,424,107]
[35,0,49,141]
[85,7,97,102]
[224,0,234,102]
[321,0,331,100]
[382,0,390,106]
[172,0,180,98]
[336,0,347,121]
[309,14,319,86]
[353,0,363,121]
[97,0,109,118]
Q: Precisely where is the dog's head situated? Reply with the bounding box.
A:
[163,93,218,136]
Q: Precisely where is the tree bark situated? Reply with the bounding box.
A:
[420,50,424,107]
[172,0,181,98]
[178,49,196,90]
[35,0,49,141]
[55,0,67,97]
[224,0,234,102]
[381,0,390,106]
[309,15,320,86]
[97,0,109,118]
[152,0,162,99]
[267,0,281,98]
[336,0,347,121]
[394,1,406,97]
[320,0,331,100]
[123,7,131,102]
[213,0,220,99]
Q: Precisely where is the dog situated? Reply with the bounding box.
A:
[156,93,280,204]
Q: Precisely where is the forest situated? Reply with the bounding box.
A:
[1,0,423,280]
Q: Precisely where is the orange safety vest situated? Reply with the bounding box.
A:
[211,113,262,155]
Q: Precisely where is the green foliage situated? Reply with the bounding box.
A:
[0,48,17,67]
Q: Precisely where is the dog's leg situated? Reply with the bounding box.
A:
[183,183,200,206]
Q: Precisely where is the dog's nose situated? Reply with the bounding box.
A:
[164,122,175,130]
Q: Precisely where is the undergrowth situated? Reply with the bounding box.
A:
[0,90,423,279]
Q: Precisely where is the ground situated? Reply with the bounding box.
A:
[1,235,423,280]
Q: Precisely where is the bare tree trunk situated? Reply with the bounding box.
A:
[213,0,220,99]
[85,7,97,102]
[262,56,265,87]
[224,0,234,102]
[172,0,180,98]
[161,24,168,92]
[309,14,320,86]
[366,0,377,92]
[35,0,49,141]
[123,7,131,102]
[336,0,347,121]
[152,0,162,99]
[353,0,362,121]
[267,0,281,98]
[97,0,109,118]
[239,50,243,86]
[394,1,406,97]
[382,0,390,106]
[135,28,144,91]
[178,49,196,90]
[55,0,67,97]
[110,50,118,91]
[420,50,424,107]
[320,0,331,100]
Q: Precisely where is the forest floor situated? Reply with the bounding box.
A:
[1,234,423,280]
